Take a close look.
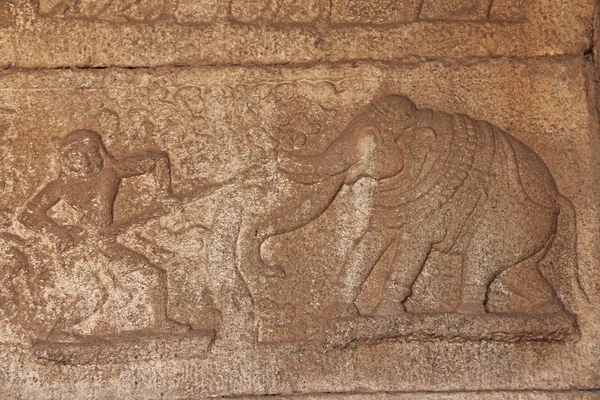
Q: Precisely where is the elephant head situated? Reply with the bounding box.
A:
[276,95,437,185]
[236,95,441,293]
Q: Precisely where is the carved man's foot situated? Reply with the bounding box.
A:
[45,330,87,343]
[262,263,286,278]
[327,301,360,319]
[156,318,191,334]
[454,302,486,315]
[373,299,406,317]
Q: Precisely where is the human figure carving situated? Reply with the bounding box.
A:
[238,95,574,319]
[20,129,189,340]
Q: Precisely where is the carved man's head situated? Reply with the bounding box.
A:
[59,130,105,178]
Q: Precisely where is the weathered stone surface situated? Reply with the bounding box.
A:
[489,0,525,21]
[216,394,600,400]
[0,54,598,398]
[330,0,421,24]
[173,0,220,24]
[218,393,600,400]
[32,329,215,365]
[326,313,578,347]
[230,0,327,23]
[1,0,599,399]
[0,0,594,67]
[420,0,490,21]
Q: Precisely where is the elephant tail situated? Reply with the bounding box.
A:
[538,195,587,315]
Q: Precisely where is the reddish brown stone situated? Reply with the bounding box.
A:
[420,0,491,20]
[0,1,598,399]
[331,0,421,24]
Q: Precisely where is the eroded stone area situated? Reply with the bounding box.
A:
[0,0,594,67]
[0,57,598,398]
[0,0,599,399]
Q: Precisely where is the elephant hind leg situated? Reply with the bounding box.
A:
[456,238,555,315]
[456,229,516,314]
[455,251,499,315]
[455,198,557,314]
[490,246,562,314]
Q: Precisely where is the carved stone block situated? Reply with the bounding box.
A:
[38,0,167,21]
[489,0,525,21]
[173,0,220,24]
[330,0,421,24]
[326,313,578,347]
[420,0,491,20]
[230,0,328,23]
[1,0,599,398]
[2,0,592,67]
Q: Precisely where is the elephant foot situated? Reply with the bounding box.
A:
[525,300,564,315]
[454,301,486,315]
[327,301,359,320]
[373,299,406,317]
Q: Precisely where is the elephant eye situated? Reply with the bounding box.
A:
[360,125,380,138]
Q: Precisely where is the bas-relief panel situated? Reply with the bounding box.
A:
[0,71,381,362]
[0,63,592,368]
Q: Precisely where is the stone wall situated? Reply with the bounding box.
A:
[0,1,598,399]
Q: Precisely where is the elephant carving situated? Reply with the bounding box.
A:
[237,95,579,319]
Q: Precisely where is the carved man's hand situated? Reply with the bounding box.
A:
[64,225,87,245]
[150,151,173,197]
[55,230,76,252]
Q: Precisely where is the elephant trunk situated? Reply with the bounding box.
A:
[277,124,376,183]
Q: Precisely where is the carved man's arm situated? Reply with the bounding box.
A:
[19,181,73,245]
[113,151,172,196]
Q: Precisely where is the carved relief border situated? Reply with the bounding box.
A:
[37,0,525,25]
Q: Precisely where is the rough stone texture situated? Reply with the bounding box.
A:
[216,394,600,400]
[0,0,593,67]
[420,0,491,21]
[489,0,525,21]
[0,0,599,399]
[331,0,422,24]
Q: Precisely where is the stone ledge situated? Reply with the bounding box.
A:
[209,390,600,399]
[325,313,578,347]
[31,329,215,365]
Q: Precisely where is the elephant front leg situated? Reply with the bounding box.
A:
[329,226,398,319]
[374,229,435,317]
[371,212,446,317]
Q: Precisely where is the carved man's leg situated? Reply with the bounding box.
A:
[102,242,190,333]
[374,232,434,317]
[329,226,397,319]
[47,278,108,342]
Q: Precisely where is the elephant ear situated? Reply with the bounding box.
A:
[404,127,437,162]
